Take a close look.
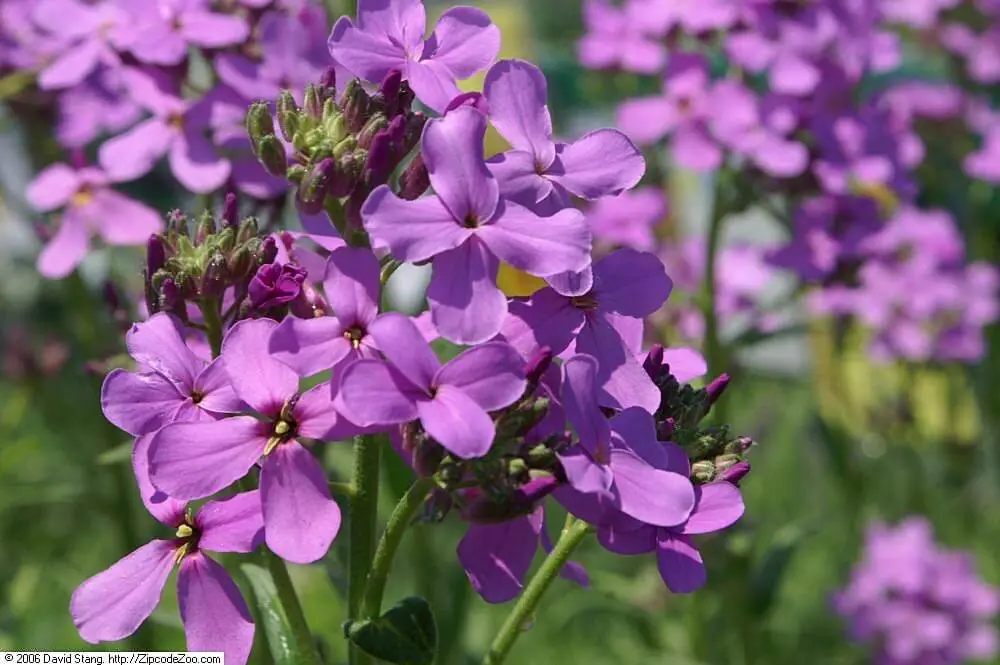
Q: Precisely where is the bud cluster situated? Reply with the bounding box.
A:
[645,345,756,485]
[246,70,429,242]
[144,207,274,322]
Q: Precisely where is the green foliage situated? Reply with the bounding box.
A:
[343,597,437,665]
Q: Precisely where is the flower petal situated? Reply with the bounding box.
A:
[368,312,441,389]
[133,434,187,526]
[71,540,177,643]
[594,248,672,317]
[362,185,470,263]
[422,106,499,222]
[127,313,202,388]
[427,237,507,345]
[656,533,706,593]
[98,118,174,183]
[194,358,244,415]
[597,516,657,555]
[479,200,591,277]
[561,355,610,454]
[102,370,185,437]
[196,491,265,554]
[499,287,583,358]
[180,11,249,48]
[37,212,90,279]
[38,38,103,90]
[661,347,707,383]
[482,59,555,164]
[486,151,553,208]
[424,6,500,79]
[356,0,426,54]
[418,385,495,458]
[457,510,542,604]
[681,482,745,535]
[177,553,255,665]
[295,381,359,440]
[575,317,659,413]
[325,245,381,327]
[327,16,407,82]
[405,58,464,114]
[337,359,422,426]
[148,417,267,501]
[222,319,299,414]
[91,190,164,245]
[261,441,341,563]
[548,129,644,199]
[26,163,81,211]
[557,446,613,494]
[610,448,695,527]
[609,406,668,468]
[616,96,677,145]
[269,316,351,378]
[433,342,526,411]
[170,131,231,194]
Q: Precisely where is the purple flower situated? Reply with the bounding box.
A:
[148,318,351,563]
[616,53,722,172]
[26,162,163,278]
[98,68,231,193]
[941,24,1000,84]
[1,0,64,72]
[249,262,308,310]
[72,466,261,665]
[501,248,672,412]
[31,0,130,90]
[965,129,1000,183]
[587,187,667,252]
[553,355,696,528]
[834,517,999,665]
[811,109,913,199]
[336,313,526,458]
[597,477,744,593]
[576,0,670,73]
[121,0,249,66]
[362,106,590,344]
[102,313,242,437]
[269,245,382,377]
[56,74,142,149]
[483,59,645,214]
[328,0,500,113]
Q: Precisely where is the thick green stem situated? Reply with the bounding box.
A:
[348,435,382,665]
[199,299,225,358]
[703,204,727,422]
[482,519,592,665]
[266,550,323,665]
[362,476,435,618]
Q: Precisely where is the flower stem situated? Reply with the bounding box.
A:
[198,299,225,358]
[265,549,323,665]
[481,518,592,665]
[348,434,382,665]
[703,204,726,421]
[362,476,435,618]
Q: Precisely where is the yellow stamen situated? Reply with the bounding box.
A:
[264,436,282,456]
[176,524,194,539]
[274,420,291,436]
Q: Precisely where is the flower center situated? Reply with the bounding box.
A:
[168,112,185,130]
[173,513,200,563]
[462,214,480,229]
[344,326,365,349]
[190,389,205,404]
[570,291,599,311]
[71,184,94,208]
[264,397,299,455]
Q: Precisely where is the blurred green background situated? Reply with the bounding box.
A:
[2,0,999,664]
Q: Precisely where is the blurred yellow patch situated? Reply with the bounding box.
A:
[498,263,547,296]
[811,318,981,445]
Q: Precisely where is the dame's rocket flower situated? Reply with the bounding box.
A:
[336,313,526,459]
[26,161,162,278]
[102,313,242,437]
[120,0,249,66]
[31,0,131,90]
[148,318,352,563]
[328,0,500,113]
[363,106,590,344]
[483,59,644,215]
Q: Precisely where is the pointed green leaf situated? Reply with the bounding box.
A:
[240,563,310,665]
[343,596,437,665]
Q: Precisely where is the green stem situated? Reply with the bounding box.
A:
[348,435,382,664]
[703,202,726,421]
[362,476,435,618]
[265,550,323,665]
[481,519,592,665]
[198,299,225,357]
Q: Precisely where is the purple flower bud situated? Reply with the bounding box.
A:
[657,417,675,440]
[320,66,337,91]
[297,158,336,214]
[364,131,394,187]
[166,209,188,236]
[462,475,559,524]
[201,253,229,299]
[398,154,430,200]
[357,113,389,149]
[160,278,181,312]
[397,81,415,114]
[146,234,166,274]
[400,112,427,157]
[249,262,308,310]
[525,345,553,387]
[222,192,238,228]
[260,236,279,265]
[717,461,750,485]
[303,84,324,119]
[706,373,731,406]
[386,114,407,159]
[643,343,664,379]
[445,92,489,114]
[379,69,403,116]
[342,79,371,132]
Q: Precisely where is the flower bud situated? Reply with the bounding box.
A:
[691,460,715,484]
[397,81,415,113]
[357,113,389,149]
[363,131,393,187]
[297,158,336,214]
[525,345,553,389]
[146,234,166,275]
[378,69,403,116]
[166,209,188,237]
[236,216,259,245]
[246,101,275,152]
[228,244,255,281]
[657,417,675,441]
[286,164,308,184]
[195,211,216,244]
[398,154,429,200]
[303,83,324,119]
[249,262,308,310]
[328,153,362,198]
[201,252,229,298]
[319,66,337,91]
[717,460,750,485]
[705,373,730,406]
[259,236,278,265]
[257,135,287,177]
[159,278,182,312]
[445,92,488,114]
[222,192,238,228]
[643,344,664,379]
[342,79,371,132]
[725,436,755,455]
[276,91,300,142]
[400,112,427,157]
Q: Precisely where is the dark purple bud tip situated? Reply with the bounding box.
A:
[657,417,675,441]
[222,192,238,228]
[705,373,731,406]
[364,131,394,187]
[160,278,181,311]
[444,91,489,115]
[525,346,554,386]
[259,236,279,265]
[146,234,166,274]
[320,66,337,91]
[717,461,751,486]
[379,69,403,114]
[643,344,664,379]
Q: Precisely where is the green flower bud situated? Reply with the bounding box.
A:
[332,135,358,158]
[236,217,259,245]
[286,164,308,184]
[276,91,300,143]
[246,101,274,153]
[691,460,716,484]
[357,113,388,149]
[257,135,288,177]
[303,83,324,118]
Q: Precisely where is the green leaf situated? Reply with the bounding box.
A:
[343,596,437,665]
[240,563,310,665]
[96,441,134,465]
[748,524,812,617]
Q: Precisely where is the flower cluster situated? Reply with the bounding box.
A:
[58,1,756,662]
[834,517,999,664]
[578,0,1000,363]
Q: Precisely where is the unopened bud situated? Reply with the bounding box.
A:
[258,135,287,177]
[146,234,166,274]
[228,245,255,281]
[400,112,427,157]
[286,164,308,184]
[276,91,300,142]
[342,79,371,132]
[378,69,403,116]
[319,66,337,91]
[259,236,278,265]
[357,113,389,149]
[525,345,553,389]
[328,153,362,198]
[166,209,188,237]
[160,278,181,312]
[397,81,415,113]
[657,417,675,441]
[246,101,274,151]
[363,131,393,187]
[236,216,259,245]
[201,252,228,298]
[195,211,216,244]
[717,460,750,485]
[303,83,324,119]
[691,460,715,484]
[444,92,488,114]
[297,158,336,214]
[725,436,755,456]
[398,154,429,200]
[222,192,238,228]
[705,373,730,406]
[643,344,664,379]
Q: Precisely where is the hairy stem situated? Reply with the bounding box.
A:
[703,204,727,422]
[266,550,323,665]
[198,299,225,358]
[348,434,382,665]
[481,519,592,665]
[362,476,436,618]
